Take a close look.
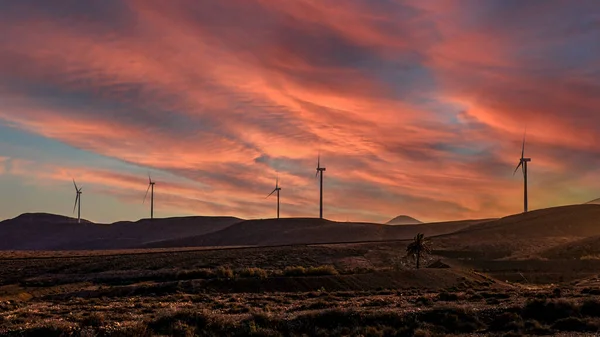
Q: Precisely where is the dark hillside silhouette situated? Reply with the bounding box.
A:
[0,214,242,250]
[386,215,422,225]
[142,218,483,248]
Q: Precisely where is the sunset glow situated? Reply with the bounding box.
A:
[0,0,599,223]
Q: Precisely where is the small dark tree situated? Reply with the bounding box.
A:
[406,233,431,269]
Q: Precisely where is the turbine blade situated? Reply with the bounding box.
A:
[143,184,151,204]
[266,188,277,198]
[73,194,79,214]
[513,161,523,176]
[521,133,526,159]
[73,179,78,191]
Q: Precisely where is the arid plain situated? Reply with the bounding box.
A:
[2,204,600,336]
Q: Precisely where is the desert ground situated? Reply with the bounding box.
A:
[2,205,600,336]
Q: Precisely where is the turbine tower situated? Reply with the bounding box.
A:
[513,132,531,213]
[143,174,156,219]
[72,179,82,223]
[266,176,282,219]
[316,154,326,219]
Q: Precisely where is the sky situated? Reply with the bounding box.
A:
[0,0,599,224]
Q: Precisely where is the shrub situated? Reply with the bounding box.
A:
[437,292,459,302]
[420,307,483,333]
[249,312,276,329]
[581,299,600,317]
[522,319,552,335]
[486,298,501,305]
[306,265,338,276]
[176,268,215,280]
[488,312,523,331]
[80,312,105,327]
[238,267,268,279]
[479,291,510,299]
[522,299,579,323]
[282,265,338,277]
[354,326,381,337]
[215,266,234,279]
[552,287,562,298]
[15,325,74,337]
[306,300,333,310]
[552,317,591,332]
[292,309,362,330]
[468,293,483,301]
[380,327,398,337]
[283,266,306,277]
[412,328,431,337]
[582,287,600,295]
[415,296,433,306]
[361,299,391,307]
[342,267,376,275]
[147,310,233,335]
[248,328,283,336]
[501,333,522,337]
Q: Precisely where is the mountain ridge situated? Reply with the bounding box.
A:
[386,215,422,225]
[0,213,244,250]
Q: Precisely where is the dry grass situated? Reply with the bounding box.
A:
[3,229,600,336]
[4,292,600,336]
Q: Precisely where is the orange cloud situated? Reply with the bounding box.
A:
[0,1,598,222]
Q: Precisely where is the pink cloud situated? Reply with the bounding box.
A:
[0,1,598,222]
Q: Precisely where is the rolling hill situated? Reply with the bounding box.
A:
[142,218,487,248]
[540,235,600,259]
[435,204,600,259]
[0,214,242,250]
[385,215,422,225]
[6,204,598,253]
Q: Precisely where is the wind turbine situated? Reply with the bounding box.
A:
[266,175,281,219]
[513,131,531,213]
[143,174,155,219]
[72,179,82,223]
[316,153,326,219]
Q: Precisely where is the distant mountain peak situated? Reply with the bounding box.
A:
[386,215,422,226]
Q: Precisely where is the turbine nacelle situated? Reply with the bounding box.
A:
[143,173,156,219]
[266,176,281,219]
[266,177,282,198]
[72,179,82,222]
[143,174,155,204]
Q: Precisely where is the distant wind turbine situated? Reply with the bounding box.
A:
[316,153,326,219]
[513,131,531,213]
[72,179,82,223]
[143,174,156,219]
[266,175,282,219]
